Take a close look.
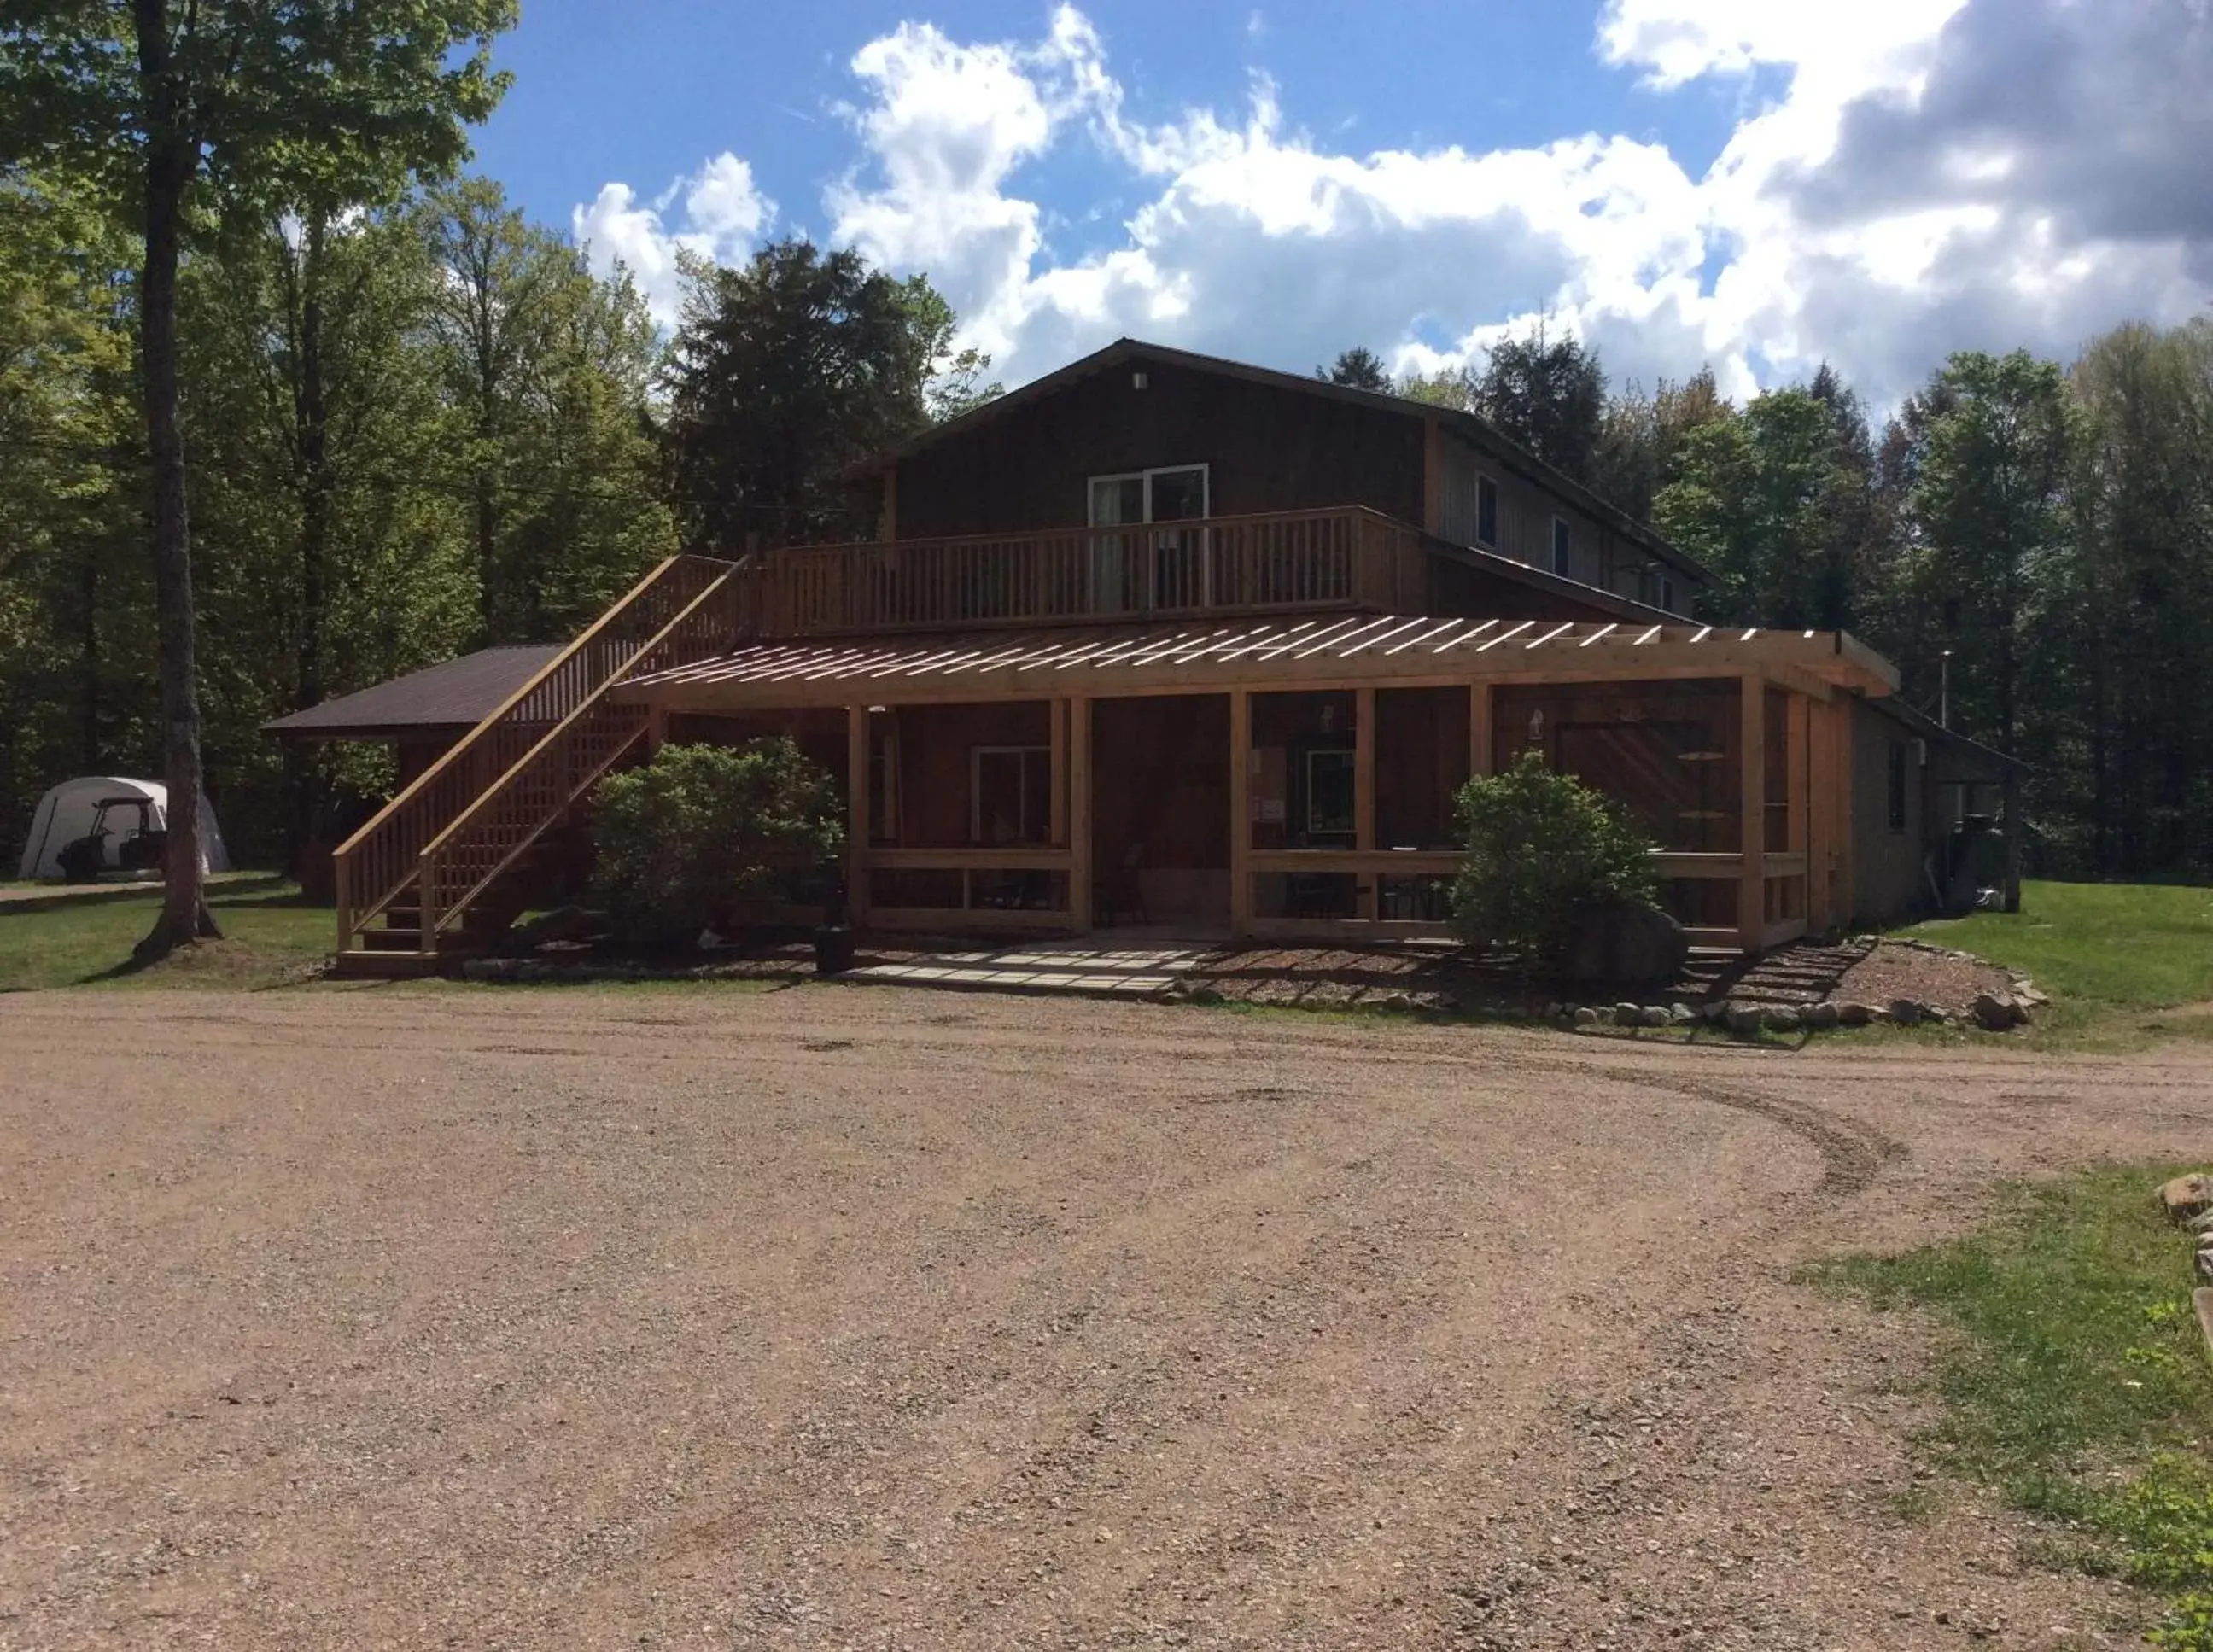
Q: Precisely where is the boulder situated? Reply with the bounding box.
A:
[1641,1005,1673,1029]
[1835,1001,1874,1028]
[1725,1003,1764,1038]
[1560,900,1690,989]
[1573,1006,1601,1028]
[1613,1002,1644,1027]
[2158,1173,2213,1223]
[512,903,605,946]
[1971,992,2023,1031]
[1803,1001,1841,1031]
[2198,1245,2213,1287]
[1764,1007,1804,1033]
[1888,998,1924,1026]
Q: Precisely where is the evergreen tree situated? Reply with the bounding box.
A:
[1316,347,1393,392]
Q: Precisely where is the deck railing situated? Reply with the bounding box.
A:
[332,552,739,952]
[737,506,1428,637]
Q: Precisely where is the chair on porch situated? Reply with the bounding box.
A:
[1096,840,1148,926]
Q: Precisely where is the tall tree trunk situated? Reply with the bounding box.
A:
[134,0,219,956]
[79,543,100,769]
[288,209,333,866]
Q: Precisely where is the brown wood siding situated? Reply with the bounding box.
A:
[1434,429,1691,610]
[893,361,1427,539]
[887,702,1052,847]
[1851,698,1926,924]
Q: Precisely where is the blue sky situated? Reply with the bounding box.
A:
[464,0,2212,406]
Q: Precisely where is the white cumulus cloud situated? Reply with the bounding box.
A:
[571,0,2213,409]
[572,152,774,324]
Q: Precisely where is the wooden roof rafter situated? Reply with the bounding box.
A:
[616,615,1901,713]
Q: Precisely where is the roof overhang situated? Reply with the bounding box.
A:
[616,615,1901,714]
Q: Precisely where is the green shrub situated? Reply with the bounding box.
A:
[591,738,844,946]
[1448,750,1660,965]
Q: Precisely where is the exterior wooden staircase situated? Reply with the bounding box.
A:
[331,554,739,977]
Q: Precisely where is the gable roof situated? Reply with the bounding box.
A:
[264,645,561,740]
[864,337,1711,582]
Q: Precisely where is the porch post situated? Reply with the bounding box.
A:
[846,704,871,927]
[1068,696,1093,932]
[1738,674,1766,953]
[1049,697,1068,849]
[1355,685,1376,919]
[1229,689,1252,938]
[1469,680,1493,779]
[1806,698,1836,934]
[2001,767,2023,914]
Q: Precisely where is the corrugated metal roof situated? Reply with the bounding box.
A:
[264,645,562,738]
[621,614,1895,703]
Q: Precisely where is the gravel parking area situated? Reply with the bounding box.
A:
[4,984,2210,1649]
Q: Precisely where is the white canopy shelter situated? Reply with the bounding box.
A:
[15,776,231,880]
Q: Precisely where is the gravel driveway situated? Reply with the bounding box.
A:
[3,984,2209,1649]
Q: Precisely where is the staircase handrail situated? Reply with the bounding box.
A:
[332,552,736,945]
[417,565,739,933]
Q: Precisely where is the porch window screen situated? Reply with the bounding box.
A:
[972,745,1052,846]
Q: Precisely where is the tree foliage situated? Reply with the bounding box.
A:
[1,0,514,952]
[664,240,983,553]
[1448,751,1660,966]
[1473,322,1607,481]
[590,739,846,947]
[1316,347,1393,392]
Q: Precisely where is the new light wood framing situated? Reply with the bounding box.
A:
[846,703,871,925]
[631,622,1871,953]
[1738,671,1767,954]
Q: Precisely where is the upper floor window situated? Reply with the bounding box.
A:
[1550,517,1572,577]
[1477,476,1498,547]
[1089,464,1209,526]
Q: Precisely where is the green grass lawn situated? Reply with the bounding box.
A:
[1817,1166,2213,1648]
[1901,879,2213,1047]
[0,877,335,991]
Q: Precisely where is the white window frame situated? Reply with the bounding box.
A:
[1550,516,1573,578]
[971,744,1051,845]
[1086,463,1212,526]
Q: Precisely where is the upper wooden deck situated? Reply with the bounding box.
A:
[733,506,1431,639]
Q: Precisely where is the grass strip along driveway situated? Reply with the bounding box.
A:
[1905,881,2213,1048]
[1822,1166,2213,1649]
[0,877,330,991]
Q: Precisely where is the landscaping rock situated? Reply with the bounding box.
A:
[461,957,523,982]
[2198,1245,2213,1287]
[1561,899,1690,989]
[2158,1173,2213,1223]
[1613,1001,1644,1027]
[1971,991,2023,1031]
[1573,1006,1601,1028]
[1641,1005,1673,1029]
[1668,1003,1698,1026]
[1725,1003,1764,1038]
[1888,998,1924,1026]
[1763,1007,1804,1033]
[512,904,605,946]
[1835,1001,1873,1027]
[1802,1001,1841,1030]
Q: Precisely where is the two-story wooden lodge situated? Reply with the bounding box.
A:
[274,338,2022,972]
